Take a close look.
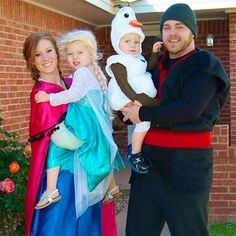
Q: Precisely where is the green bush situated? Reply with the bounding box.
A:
[0,112,30,236]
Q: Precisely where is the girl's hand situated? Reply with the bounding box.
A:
[35,91,50,103]
[153,41,163,53]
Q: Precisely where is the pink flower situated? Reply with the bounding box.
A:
[0,178,15,194]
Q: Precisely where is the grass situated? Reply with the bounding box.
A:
[208,222,236,236]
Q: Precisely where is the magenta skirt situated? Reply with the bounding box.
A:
[102,201,118,236]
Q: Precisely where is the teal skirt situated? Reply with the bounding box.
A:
[47,98,124,191]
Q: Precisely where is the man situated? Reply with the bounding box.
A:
[122,3,230,236]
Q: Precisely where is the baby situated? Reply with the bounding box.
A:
[106,7,162,174]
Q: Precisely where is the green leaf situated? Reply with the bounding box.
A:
[0,112,30,235]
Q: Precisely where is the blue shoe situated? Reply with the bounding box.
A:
[125,145,149,174]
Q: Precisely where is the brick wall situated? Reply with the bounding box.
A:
[0,0,93,141]
[96,26,115,75]
[229,13,236,145]
[210,125,236,221]
[0,0,235,222]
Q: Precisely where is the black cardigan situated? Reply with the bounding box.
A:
[140,48,230,131]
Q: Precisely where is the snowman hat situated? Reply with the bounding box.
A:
[111,7,145,55]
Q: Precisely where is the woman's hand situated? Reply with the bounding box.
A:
[35,91,50,103]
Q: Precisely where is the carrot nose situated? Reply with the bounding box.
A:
[129,20,143,28]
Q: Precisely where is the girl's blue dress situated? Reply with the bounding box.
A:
[47,67,124,217]
[48,92,124,190]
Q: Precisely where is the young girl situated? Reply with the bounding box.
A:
[34,30,124,212]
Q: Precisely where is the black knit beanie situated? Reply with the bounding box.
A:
[160,3,197,36]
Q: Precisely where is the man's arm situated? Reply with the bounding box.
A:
[122,72,219,124]
[140,73,219,123]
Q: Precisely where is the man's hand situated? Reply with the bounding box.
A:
[35,91,50,103]
[122,100,142,124]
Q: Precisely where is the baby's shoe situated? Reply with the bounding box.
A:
[125,145,149,174]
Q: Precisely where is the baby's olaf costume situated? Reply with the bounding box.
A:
[106,7,158,132]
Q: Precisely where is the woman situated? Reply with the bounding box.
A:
[23,32,117,236]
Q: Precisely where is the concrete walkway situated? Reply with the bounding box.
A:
[115,167,171,236]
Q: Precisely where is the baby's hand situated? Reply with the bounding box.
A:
[152,41,163,53]
[35,91,50,103]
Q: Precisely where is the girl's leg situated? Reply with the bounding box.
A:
[46,166,60,192]
[103,174,122,204]
[107,174,120,194]
[35,166,60,208]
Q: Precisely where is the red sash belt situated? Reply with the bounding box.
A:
[143,128,211,148]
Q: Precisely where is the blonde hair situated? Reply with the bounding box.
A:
[58,30,107,94]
